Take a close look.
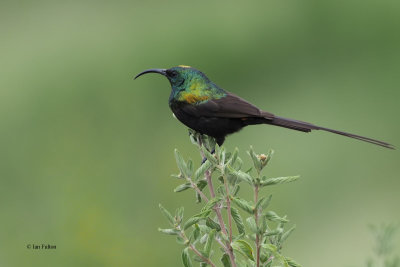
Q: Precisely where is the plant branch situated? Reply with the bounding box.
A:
[222,171,233,244]
[187,176,209,202]
[197,136,237,267]
[180,229,217,267]
[254,184,261,267]
[189,244,216,267]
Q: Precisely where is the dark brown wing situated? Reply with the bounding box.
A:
[180,92,274,119]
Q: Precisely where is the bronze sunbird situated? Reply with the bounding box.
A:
[135,65,394,149]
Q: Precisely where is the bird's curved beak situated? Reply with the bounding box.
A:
[134,68,167,79]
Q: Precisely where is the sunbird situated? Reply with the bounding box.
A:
[135,65,394,149]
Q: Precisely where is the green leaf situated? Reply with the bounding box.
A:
[192,224,201,242]
[204,229,216,257]
[221,253,231,267]
[246,217,258,233]
[194,210,212,219]
[176,235,186,245]
[174,183,192,193]
[202,146,218,165]
[159,204,174,225]
[171,173,184,179]
[176,207,185,223]
[201,197,222,213]
[232,197,254,214]
[194,161,211,182]
[228,167,253,185]
[184,216,203,230]
[229,147,239,166]
[232,185,240,196]
[261,176,300,187]
[182,247,193,267]
[232,240,254,261]
[284,256,302,267]
[220,147,226,164]
[265,211,289,223]
[248,146,262,172]
[174,149,189,177]
[196,192,202,203]
[187,159,194,177]
[259,216,268,234]
[206,217,221,231]
[158,228,180,235]
[264,228,283,236]
[255,195,272,210]
[231,207,245,234]
[262,244,289,267]
[280,225,296,243]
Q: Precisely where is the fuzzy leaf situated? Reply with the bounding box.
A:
[202,146,218,165]
[265,211,289,223]
[228,167,253,185]
[182,247,193,267]
[201,197,222,213]
[231,207,245,235]
[262,244,289,267]
[175,149,189,177]
[264,228,283,236]
[176,235,186,245]
[192,209,212,219]
[232,185,240,196]
[187,159,194,177]
[194,161,211,181]
[246,217,258,233]
[261,176,299,187]
[255,195,272,210]
[227,147,239,166]
[232,197,254,214]
[174,183,192,193]
[221,253,231,267]
[204,229,216,257]
[206,217,221,232]
[280,225,296,243]
[158,228,180,235]
[192,224,201,242]
[248,146,262,172]
[159,204,175,225]
[232,240,254,261]
[184,216,203,230]
[284,256,302,267]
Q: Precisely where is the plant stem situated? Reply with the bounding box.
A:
[187,177,209,202]
[180,230,217,267]
[222,172,233,244]
[197,136,237,267]
[254,184,261,267]
[189,244,216,267]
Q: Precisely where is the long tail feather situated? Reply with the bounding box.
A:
[270,116,395,149]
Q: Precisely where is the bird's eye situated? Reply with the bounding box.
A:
[167,70,178,77]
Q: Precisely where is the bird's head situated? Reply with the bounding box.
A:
[134,65,210,89]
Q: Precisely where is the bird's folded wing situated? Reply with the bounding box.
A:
[181,93,274,119]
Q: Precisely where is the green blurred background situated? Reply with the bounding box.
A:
[1,1,399,266]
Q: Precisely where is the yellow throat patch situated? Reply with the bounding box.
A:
[181,92,209,104]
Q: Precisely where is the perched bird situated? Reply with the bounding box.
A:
[135,65,394,149]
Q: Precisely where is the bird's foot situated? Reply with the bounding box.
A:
[200,149,215,165]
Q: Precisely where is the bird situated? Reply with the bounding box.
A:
[134,65,394,149]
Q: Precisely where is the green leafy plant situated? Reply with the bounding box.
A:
[159,131,302,267]
[365,224,399,267]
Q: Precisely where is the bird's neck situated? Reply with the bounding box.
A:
[169,78,226,105]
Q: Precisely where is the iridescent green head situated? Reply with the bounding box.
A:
[135,65,226,104]
[134,65,210,89]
